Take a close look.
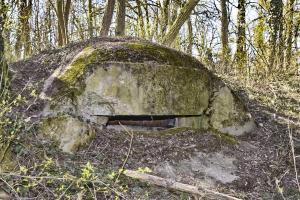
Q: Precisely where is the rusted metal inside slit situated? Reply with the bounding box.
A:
[106,115,203,129]
[107,118,175,128]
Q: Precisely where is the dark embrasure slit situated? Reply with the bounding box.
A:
[106,115,200,128]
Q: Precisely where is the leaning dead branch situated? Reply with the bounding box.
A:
[123,169,242,200]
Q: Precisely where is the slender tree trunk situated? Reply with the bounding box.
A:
[221,0,229,67]
[187,18,193,54]
[64,0,71,43]
[169,2,179,28]
[277,16,284,69]
[143,1,151,38]
[162,0,200,46]
[253,0,268,74]
[0,0,8,94]
[268,0,283,72]
[15,0,32,58]
[136,0,145,38]
[72,11,85,40]
[15,22,22,58]
[100,0,116,36]
[23,0,32,57]
[161,0,170,37]
[115,0,126,36]
[88,0,94,38]
[57,0,66,46]
[56,0,71,46]
[294,16,300,50]
[236,0,246,73]
[45,1,52,47]
[149,8,159,40]
[34,0,41,51]
[285,0,295,68]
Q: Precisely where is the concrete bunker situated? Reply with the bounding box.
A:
[39,39,256,152]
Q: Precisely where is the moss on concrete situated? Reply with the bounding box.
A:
[58,46,97,86]
[210,128,239,145]
[54,41,207,94]
[125,42,202,68]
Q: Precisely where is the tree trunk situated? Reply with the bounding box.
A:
[253,0,268,74]
[64,0,71,43]
[0,0,8,94]
[136,0,145,38]
[276,0,284,71]
[88,0,94,38]
[57,0,66,46]
[236,0,246,73]
[285,0,295,68]
[162,0,200,46]
[268,0,283,72]
[100,0,116,36]
[221,0,229,67]
[187,18,193,54]
[294,15,300,50]
[34,0,41,51]
[15,0,32,58]
[143,1,151,38]
[161,0,170,37]
[115,0,126,36]
[45,1,52,47]
[56,0,71,46]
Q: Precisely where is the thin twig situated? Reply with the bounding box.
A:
[57,181,74,200]
[114,123,134,184]
[288,122,300,192]
[0,177,20,199]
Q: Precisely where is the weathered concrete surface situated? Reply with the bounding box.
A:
[38,39,255,152]
[40,115,95,152]
[154,151,238,188]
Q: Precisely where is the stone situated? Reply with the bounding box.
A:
[40,115,95,153]
[154,151,239,188]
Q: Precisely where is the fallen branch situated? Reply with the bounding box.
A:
[123,169,242,200]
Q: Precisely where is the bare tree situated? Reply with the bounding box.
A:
[221,0,229,67]
[15,0,32,58]
[162,0,200,46]
[268,0,283,72]
[285,0,295,68]
[236,0,246,73]
[100,0,116,36]
[187,18,193,54]
[136,0,145,37]
[88,0,93,38]
[56,0,71,46]
[0,0,8,94]
[115,0,126,36]
[160,0,170,37]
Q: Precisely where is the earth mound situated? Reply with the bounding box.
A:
[10,37,255,152]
